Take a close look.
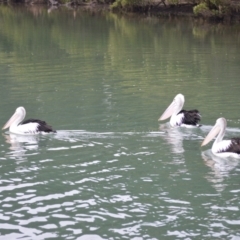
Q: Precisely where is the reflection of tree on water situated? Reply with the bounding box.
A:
[3,134,39,160]
[201,150,239,192]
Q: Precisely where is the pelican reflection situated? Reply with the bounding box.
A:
[201,150,239,192]
[164,127,184,154]
[3,133,39,159]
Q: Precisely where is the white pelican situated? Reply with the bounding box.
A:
[2,106,56,135]
[201,118,240,158]
[158,94,201,127]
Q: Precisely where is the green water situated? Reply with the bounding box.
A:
[0,5,240,239]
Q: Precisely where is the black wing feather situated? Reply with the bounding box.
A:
[224,138,240,154]
[21,118,56,133]
[178,109,201,126]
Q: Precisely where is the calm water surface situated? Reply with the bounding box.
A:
[0,5,240,239]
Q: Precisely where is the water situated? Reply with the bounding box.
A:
[0,5,240,239]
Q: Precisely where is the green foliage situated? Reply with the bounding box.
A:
[122,0,139,7]
[111,0,121,9]
[209,0,228,6]
[168,0,179,4]
[111,0,149,10]
[193,0,231,17]
[193,2,209,15]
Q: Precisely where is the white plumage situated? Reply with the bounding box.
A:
[159,94,201,127]
[2,107,56,135]
[202,118,240,158]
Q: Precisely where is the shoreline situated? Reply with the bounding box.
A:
[2,1,240,23]
[111,1,240,23]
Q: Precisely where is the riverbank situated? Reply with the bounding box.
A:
[2,0,240,23]
[111,0,240,23]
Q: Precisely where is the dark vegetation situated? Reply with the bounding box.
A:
[1,0,240,22]
[110,0,240,22]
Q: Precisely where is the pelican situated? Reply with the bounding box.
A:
[2,106,56,135]
[158,94,201,127]
[201,118,240,158]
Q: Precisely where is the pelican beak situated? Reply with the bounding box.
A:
[158,101,175,121]
[2,112,18,130]
[201,125,220,146]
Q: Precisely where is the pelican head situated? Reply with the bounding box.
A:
[158,94,185,121]
[2,107,26,130]
[201,118,226,147]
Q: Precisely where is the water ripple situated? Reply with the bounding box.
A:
[0,130,239,239]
